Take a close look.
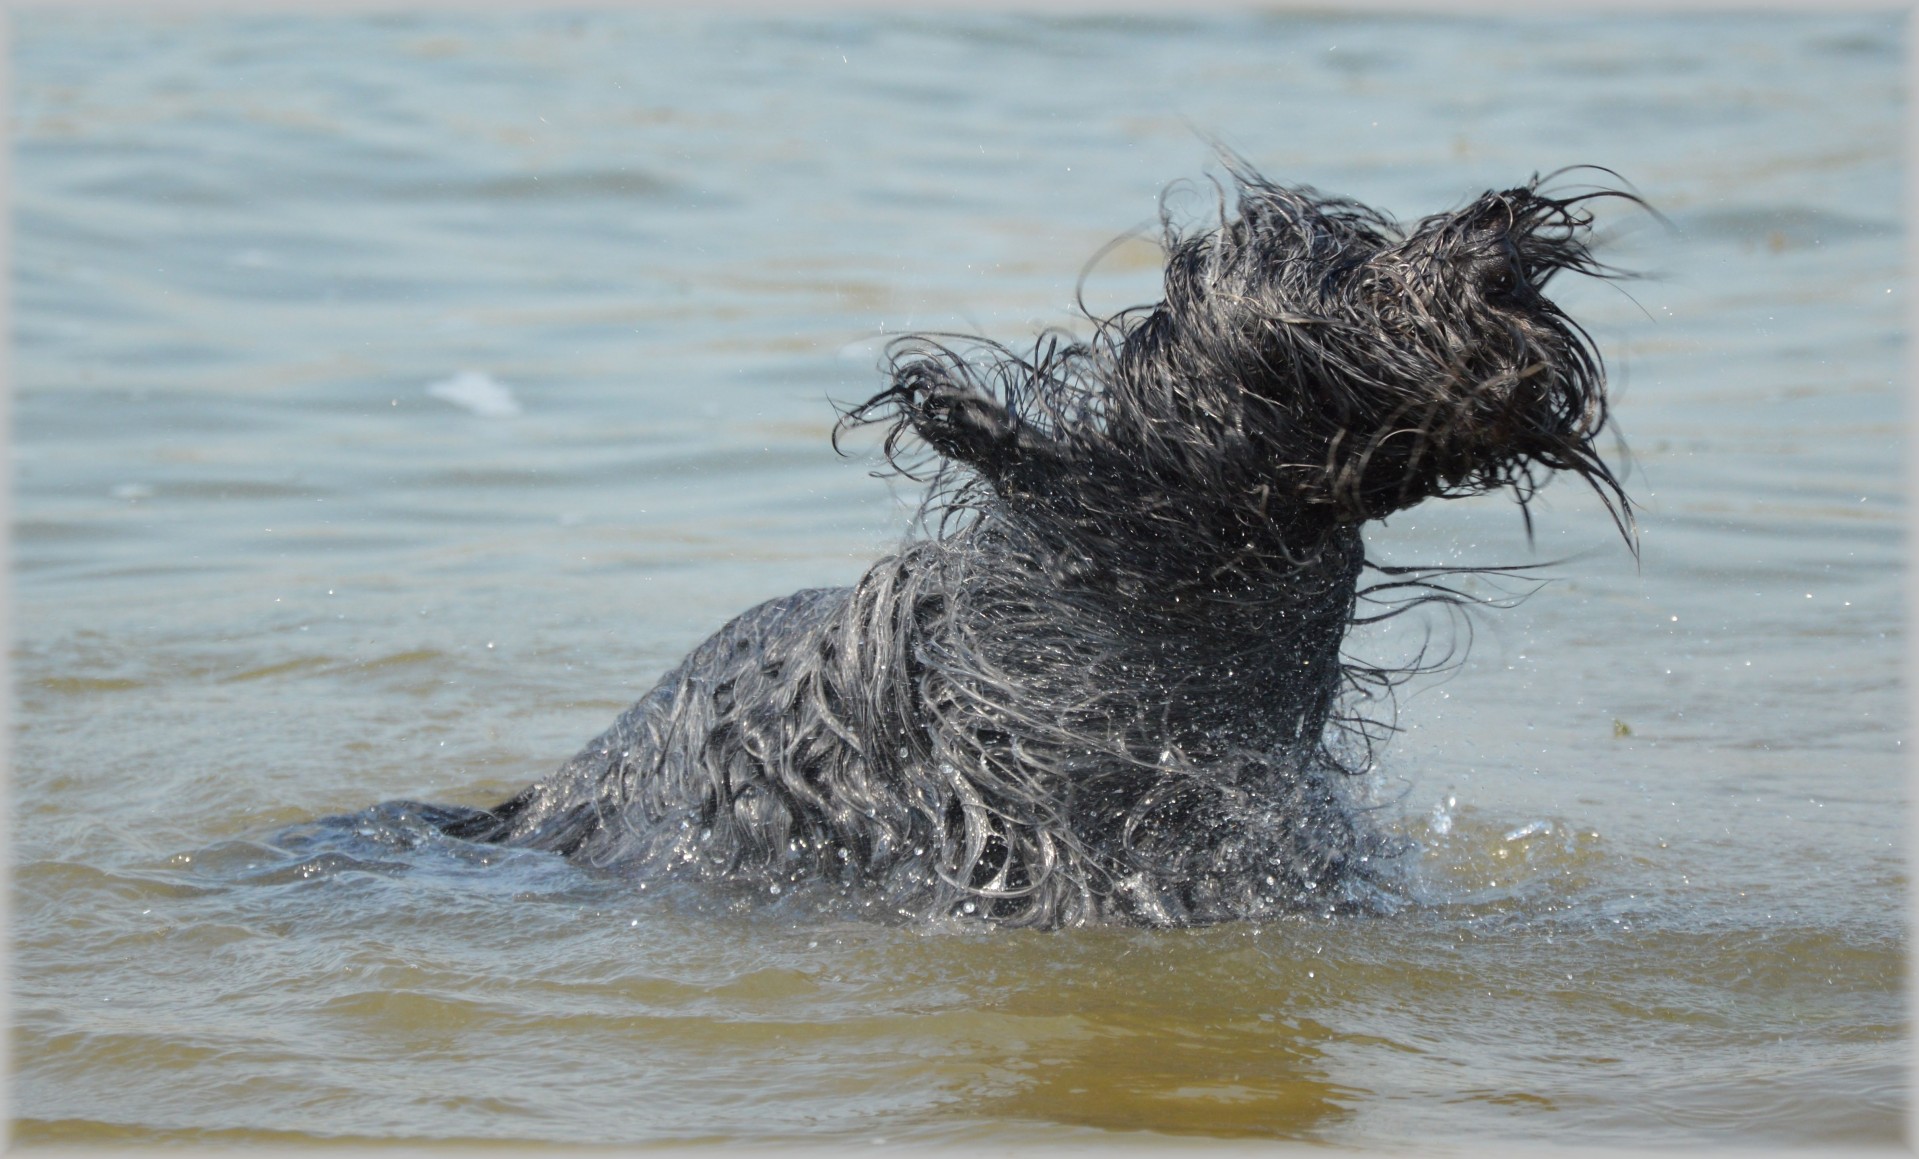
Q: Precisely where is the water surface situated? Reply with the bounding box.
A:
[12,10,1906,1149]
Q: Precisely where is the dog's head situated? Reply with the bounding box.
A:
[846,165,1639,551]
[1141,168,1635,528]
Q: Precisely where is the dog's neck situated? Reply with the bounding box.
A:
[986,483,1362,604]
[940,509,1365,765]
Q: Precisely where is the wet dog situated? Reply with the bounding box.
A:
[420,162,1635,928]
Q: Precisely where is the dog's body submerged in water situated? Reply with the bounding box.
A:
[404,164,1635,928]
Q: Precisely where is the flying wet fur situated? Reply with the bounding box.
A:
[408,162,1637,928]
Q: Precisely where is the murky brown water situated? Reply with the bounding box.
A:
[12,10,1906,1149]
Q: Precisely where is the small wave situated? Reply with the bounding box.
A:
[171,802,590,898]
[425,370,521,418]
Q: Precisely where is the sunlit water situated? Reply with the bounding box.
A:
[12,11,1905,1149]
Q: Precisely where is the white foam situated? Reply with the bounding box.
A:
[425,369,521,418]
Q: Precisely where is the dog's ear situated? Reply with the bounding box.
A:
[891,361,1032,478]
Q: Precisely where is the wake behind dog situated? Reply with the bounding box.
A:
[356,161,1640,929]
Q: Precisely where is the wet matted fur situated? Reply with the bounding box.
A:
[417,162,1640,928]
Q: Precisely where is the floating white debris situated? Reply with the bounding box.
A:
[425,369,521,418]
[836,335,890,362]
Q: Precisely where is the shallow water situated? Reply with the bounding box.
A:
[11,10,1906,1150]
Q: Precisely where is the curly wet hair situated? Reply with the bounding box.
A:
[414,161,1642,928]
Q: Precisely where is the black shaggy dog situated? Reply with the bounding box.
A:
[415,163,1637,929]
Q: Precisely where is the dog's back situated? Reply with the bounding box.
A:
[445,518,1376,927]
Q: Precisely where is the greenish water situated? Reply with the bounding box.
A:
[12,10,1905,1149]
